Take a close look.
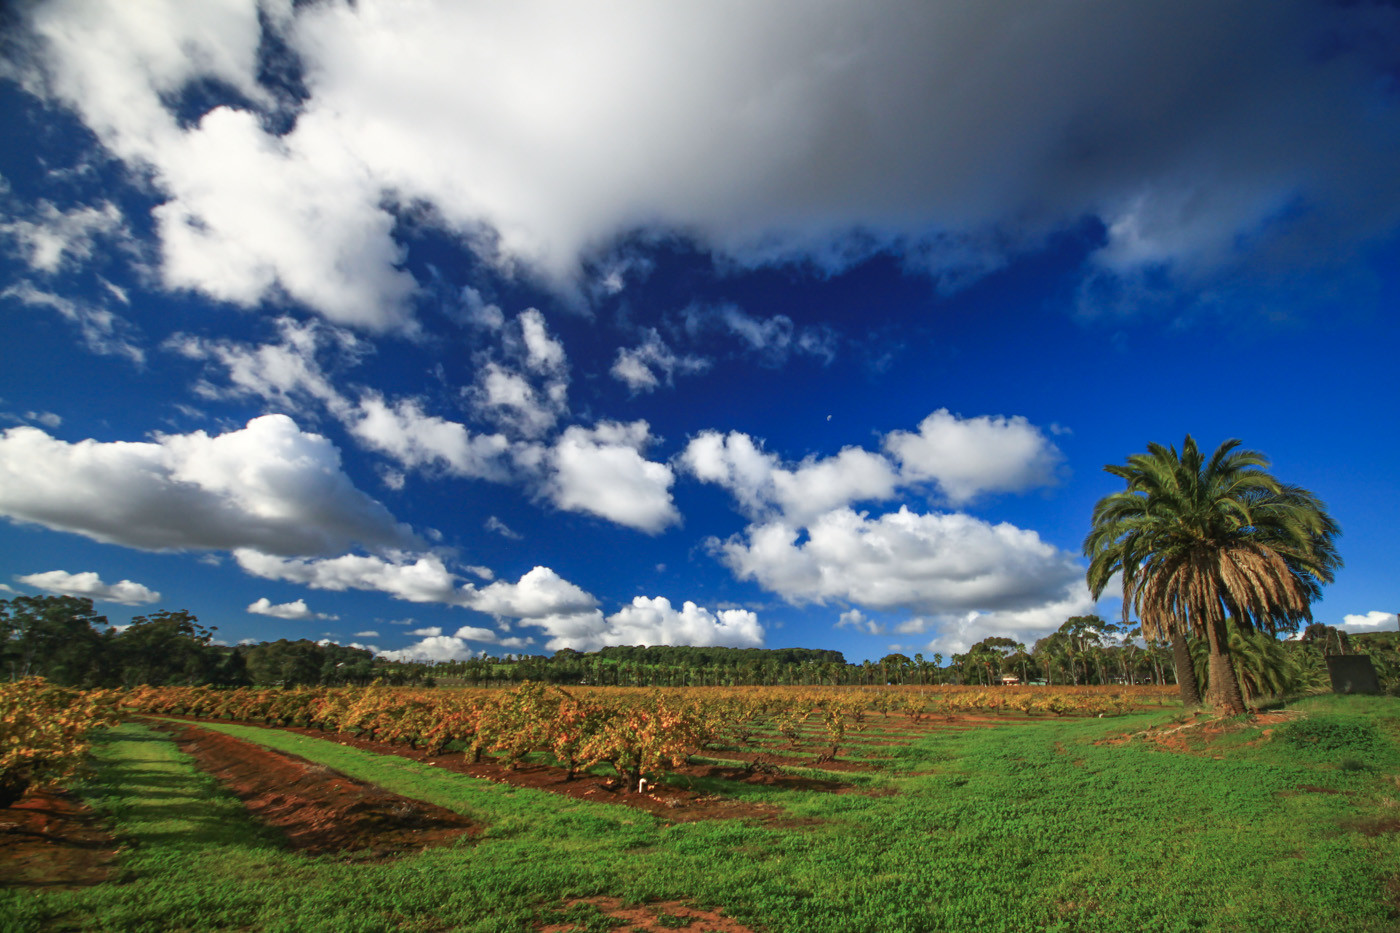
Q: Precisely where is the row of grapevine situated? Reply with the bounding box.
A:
[123,682,715,790]
[119,681,1153,788]
[0,678,121,807]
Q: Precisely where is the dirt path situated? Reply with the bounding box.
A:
[150,721,478,858]
[0,789,119,890]
[252,722,853,823]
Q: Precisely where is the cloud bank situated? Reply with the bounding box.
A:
[16,0,1400,319]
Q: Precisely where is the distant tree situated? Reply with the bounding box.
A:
[115,610,219,686]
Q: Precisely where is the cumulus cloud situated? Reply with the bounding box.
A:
[378,635,481,664]
[3,282,144,364]
[16,569,160,605]
[349,394,513,481]
[470,363,564,438]
[518,308,566,374]
[0,415,414,555]
[681,430,899,525]
[884,409,1063,504]
[234,549,466,604]
[460,566,764,651]
[469,310,570,438]
[1338,611,1398,634]
[684,410,1062,522]
[716,506,1086,617]
[836,608,883,636]
[467,566,599,619]
[0,199,127,273]
[545,421,679,533]
[167,318,517,483]
[247,597,338,621]
[167,316,360,415]
[611,329,711,393]
[603,597,764,649]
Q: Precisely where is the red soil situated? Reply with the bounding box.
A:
[539,896,759,933]
[0,788,119,890]
[153,721,479,858]
[265,723,854,823]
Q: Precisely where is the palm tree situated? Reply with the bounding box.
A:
[1084,436,1340,716]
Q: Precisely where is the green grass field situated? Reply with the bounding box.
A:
[5,695,1398,932]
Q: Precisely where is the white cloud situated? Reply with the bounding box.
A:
[836,608,883,636]
[460,566,764,652]
[910,588,1099,657]
[167,316,359,415]
[470,363,563,438]
[485,515,522,540]
[518,308,566,374]
[378,635,481,664]
[0,415,414,555]
[354,630,379,638]
[546,421,679,533]
[683,410,1061,523]
[350,394,513,480]
[234,549,466,604]
[685,305,837,366]
[16,569,160,605]
[247,597,338,621]
[25,412,62,429]
[680,430,898,524]
[884,409,1063,504]
[167,319,517,483]
[0,199,126,273]
[611,329,710,393]
[602,597,764,649]
[17,2,1400,309]
[409,626,443,637]
[716,506,1087,618]
[1338,611,1398,634]
[467,566,599,619]
[458,287,504,329]
[467,309,571,438]
[3,282,144,364]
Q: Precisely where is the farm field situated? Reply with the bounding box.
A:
[3,688,1399,932]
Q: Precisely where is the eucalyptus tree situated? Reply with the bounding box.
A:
[1085,436,1340,716]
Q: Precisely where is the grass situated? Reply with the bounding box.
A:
[5,697,1399,931]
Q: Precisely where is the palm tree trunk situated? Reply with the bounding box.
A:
[1202,618,1247,716]
[1172,630,1202,707]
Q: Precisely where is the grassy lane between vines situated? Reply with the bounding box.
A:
[7,696,1400,932]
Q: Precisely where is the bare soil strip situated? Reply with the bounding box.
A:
[0,789,119,890]
[538,896,760,933]
[150,720,479,858]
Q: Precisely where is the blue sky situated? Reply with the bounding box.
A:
[1,0,1398,663]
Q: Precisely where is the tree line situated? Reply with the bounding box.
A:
[0,596,431,689]
[6,593,1395,698]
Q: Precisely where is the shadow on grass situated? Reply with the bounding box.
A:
[83,727,284,855]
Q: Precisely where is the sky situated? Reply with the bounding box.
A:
[1,0,1398,664]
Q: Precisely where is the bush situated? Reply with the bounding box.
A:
[0,678,120,806]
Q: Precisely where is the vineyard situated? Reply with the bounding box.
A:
[5,679,1399,932]
[0,678,119,807]
[117,682,1171,788]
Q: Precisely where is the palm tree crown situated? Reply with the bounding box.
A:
[1083,436,1340,714]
